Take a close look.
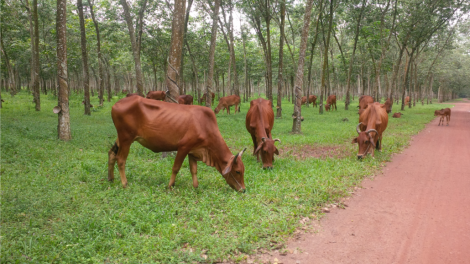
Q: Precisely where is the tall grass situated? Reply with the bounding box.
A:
[1,91,450,263]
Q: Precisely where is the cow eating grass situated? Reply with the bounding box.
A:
[108,96,247,192]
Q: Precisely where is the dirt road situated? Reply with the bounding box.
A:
[264,100,470,264]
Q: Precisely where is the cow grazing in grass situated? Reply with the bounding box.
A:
[177,95,194,105]
[352,102,389,159]
[146,91,166,101]
[384,98,393,114]
[358,95,374,115]
[214,95,241,114]
[392,112,403,118]
[246,98,281,169]
[200,92,215,104]
[301,95,317,107]
[108,96,247,192]
[325,95,337,111]
[434,108,451,126]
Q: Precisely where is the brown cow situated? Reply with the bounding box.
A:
[352,102,389,159]
[325,95,337,111]
[434,108,451,126]
[107,96,247,192]
[405,96,410,106]
[146,91,166,101]
[384,98,393,114]
[246,98,281,169]
[392,112,403,118]
[214,95,241,114]
[358,95,374,115]
[301,95,317,107]
[200,92,215,104]
[177,95,193,105]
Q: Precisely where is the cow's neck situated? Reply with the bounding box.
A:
[213,139,234,176]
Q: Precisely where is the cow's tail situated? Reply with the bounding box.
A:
[110,141,119,155]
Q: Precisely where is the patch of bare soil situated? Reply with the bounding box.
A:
[280,144,349,160]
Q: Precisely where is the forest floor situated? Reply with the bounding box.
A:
[252,99,470,264]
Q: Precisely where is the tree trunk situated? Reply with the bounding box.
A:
[0,28,16,96]
[57,0,71,140]
[32,0,40,110]
[89,0,104,106]
[77,0,91,115]
[120,0,147,96]
[276,0,286,118]
[204,0,220,108]
[306,0,323,109]
[292,0,315,133]
[165,0,186,102]
[319,0,334,115]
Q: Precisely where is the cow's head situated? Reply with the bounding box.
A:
[352,123,377,160]
[384,98,392,113]
[214,104,223,114]
[434,109,443,116]
[222,148,247,192]
[325,104,330,111]
[255,137,281,169]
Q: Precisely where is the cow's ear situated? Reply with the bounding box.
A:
[254,142,264,154]
[351,138,358,144]
[274,148,279,155]
[222,155,235,174]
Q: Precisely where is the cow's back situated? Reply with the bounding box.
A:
[246,98,274,134]
[359,102,388,134]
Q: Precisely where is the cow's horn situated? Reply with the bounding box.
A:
[238,148,246,157]
[262,137,267,143]
[356,123,362,134]
[274,138,281,144]
[365,129,378,135]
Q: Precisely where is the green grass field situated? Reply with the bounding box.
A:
[1,91,451,263]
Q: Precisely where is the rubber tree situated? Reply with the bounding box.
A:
[276,0,285,118]
[77,0,91,115]
[292,0,315,133]
[56,0,71,140]
[204,0,220,108]
[89,0,104,105]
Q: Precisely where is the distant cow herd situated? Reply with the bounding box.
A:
[108,90,452,191]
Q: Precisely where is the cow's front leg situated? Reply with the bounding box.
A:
[116,141,132,188]
[168,150,189,188]
[188,154,199,188]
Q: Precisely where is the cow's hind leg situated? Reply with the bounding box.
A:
[116,140,132,188]
[108,141,119,181]
[168,150,189,188]
[188,154,199,188]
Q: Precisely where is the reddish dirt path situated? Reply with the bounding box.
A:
[260,100,470,264]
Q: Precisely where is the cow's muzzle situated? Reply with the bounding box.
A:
[357,155,364,160]
[239,188,246,193]
[263,166,273,170]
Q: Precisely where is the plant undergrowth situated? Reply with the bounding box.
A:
[1,91,452,263]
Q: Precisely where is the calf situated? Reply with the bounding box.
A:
[434,108,451,126]
[358,95,374,115]
[246,98,281,169]
[325,95,337,111]
[214,95,241,114]
[177,95,194,105]
[301,95,317,107]
[108,96,247,192]
[392,112,403,118]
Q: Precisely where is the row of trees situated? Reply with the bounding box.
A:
[1,0,469,137]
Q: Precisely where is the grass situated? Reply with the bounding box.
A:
[1,90,452,263]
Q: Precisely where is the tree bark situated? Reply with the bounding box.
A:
[276,0,286,118]
[306,0,323,108]
[292,0,315,133]
[57,0,71,140]
[120,0,147,96]
[77,0,91,115]
[0,28,16,96]
[319,0,334,115]
[165,0,186,103]
[204,0,220,108]
[32,0,40,110]
[89,0,104,105]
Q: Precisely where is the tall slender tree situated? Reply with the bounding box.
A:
[292,0,315,133]
[276,0,285,117]
[32,0,40,110]
[77,0,91,115]
[204,0,220,107]
[56,0,71,140]
[89,0,104,105]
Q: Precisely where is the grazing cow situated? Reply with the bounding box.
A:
[325,95,337,111]
[214,95,241,114]
[177,95,194,105]
[405,96,410,106]
[146,91,166,101]
[245,98,281,169]
[108,96,247,192]
[392,112,403,118]
[358,95,374,115]
[301,95,317,107]
[200,92,215,104]
[384,98,393,114]
[434,108,451,126]
[352,102,389,159]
